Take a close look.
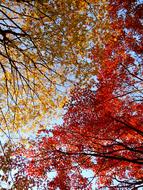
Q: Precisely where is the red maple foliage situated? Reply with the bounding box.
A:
[16,0,143,189]
[23,82,143,189]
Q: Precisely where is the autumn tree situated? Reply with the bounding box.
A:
[0,0,112,189]
[16,0,143,189]
[0,141,36,189]
[0,0,142,189]
[0,0,109,140]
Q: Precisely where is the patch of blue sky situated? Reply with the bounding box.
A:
[137,0,143,4]
[0,167,18,189]
[81,169,97,189]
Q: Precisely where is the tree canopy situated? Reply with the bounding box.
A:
[0,0,109,139]
[0,0,143,189]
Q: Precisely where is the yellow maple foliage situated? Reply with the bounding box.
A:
[0,0,111,142]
